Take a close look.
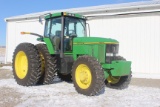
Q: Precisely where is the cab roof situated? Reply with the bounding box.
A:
[45,12,87,20]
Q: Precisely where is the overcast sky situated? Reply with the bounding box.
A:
[0,0,151,46]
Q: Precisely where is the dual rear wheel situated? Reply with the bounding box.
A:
[13,43,57,86]
[13,43,41,86]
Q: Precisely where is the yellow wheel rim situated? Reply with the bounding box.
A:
[107,76,120,84]
[39,52,45,73]
[15,51,28,79]
[75,64,92,89]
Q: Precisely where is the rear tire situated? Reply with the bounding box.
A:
[36,44,58,84]
[72,55,105,96]
[12,43,41,86]
[106,56,132,89]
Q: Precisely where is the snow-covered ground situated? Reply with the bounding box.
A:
[0,66,12,70]
[0,66,160,107]
[0,56,5,63]
[0,78,160,107]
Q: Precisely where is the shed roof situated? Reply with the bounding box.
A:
[5,1,160,21]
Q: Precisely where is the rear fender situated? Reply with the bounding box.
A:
[43,38,55,54]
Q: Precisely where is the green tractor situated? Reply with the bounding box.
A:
[12,12,132,96]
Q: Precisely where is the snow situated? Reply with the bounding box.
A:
[0,56,5,63]
[0,78,159,107]
[0,66,160,107]
[0,66,12,70]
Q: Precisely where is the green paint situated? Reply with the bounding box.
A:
[37,37,44,42]
[72,37,117,63]
[102,61,131,76]
[102,64,111,68]
[72,43,106,63]
[74,13,84,18]
[45,12,61,19]
[43,38,55,54]
[73,37,119,44]
[64,52,73,55]
[52,13,62,17]
[45,12,86,19]
[104,70,109,79]
[110,61,131,76]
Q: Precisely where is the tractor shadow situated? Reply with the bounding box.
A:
[36,75,72,87]
[52,76,73,84]
[52,75,73,84]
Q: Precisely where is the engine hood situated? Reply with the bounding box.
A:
[73,37,119,44]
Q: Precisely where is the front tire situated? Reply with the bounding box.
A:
[106,56,132,89]
[12,43,41,86]
[72,55,105,96]
[106,73,132,89]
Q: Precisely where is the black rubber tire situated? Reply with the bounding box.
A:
[107,72,132,89]
[36,44,58,85]
[12,43,41,86]
[116,56,126,61]
[72,55,105,96]
[58,73,72,82]
[106,56,132,89]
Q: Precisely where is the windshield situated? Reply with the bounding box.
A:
[64,17,86,37]
[44,17,62,38]
[44,17,87,38]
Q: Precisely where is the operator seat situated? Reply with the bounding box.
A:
[53,30,61,52]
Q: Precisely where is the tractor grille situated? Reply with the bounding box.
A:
[106,44,119,63]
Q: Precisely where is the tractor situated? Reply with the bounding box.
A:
[12,12,132,96]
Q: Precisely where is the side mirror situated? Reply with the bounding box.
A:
[39,16,43,24]
[38,13,51,24]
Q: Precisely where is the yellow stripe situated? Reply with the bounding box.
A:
[73,42,119,45]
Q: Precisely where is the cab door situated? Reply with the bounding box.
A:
[44,17,62,52]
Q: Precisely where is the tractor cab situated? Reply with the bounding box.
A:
[44,12,87,53]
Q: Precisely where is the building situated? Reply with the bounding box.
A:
[0,46,5,64]
[5,1,160,77]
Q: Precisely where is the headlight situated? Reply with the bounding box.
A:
[106,44,119,63]
[106,44,119,54]
[106,53,118,56]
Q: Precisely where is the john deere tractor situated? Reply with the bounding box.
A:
[13,12,131,96]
